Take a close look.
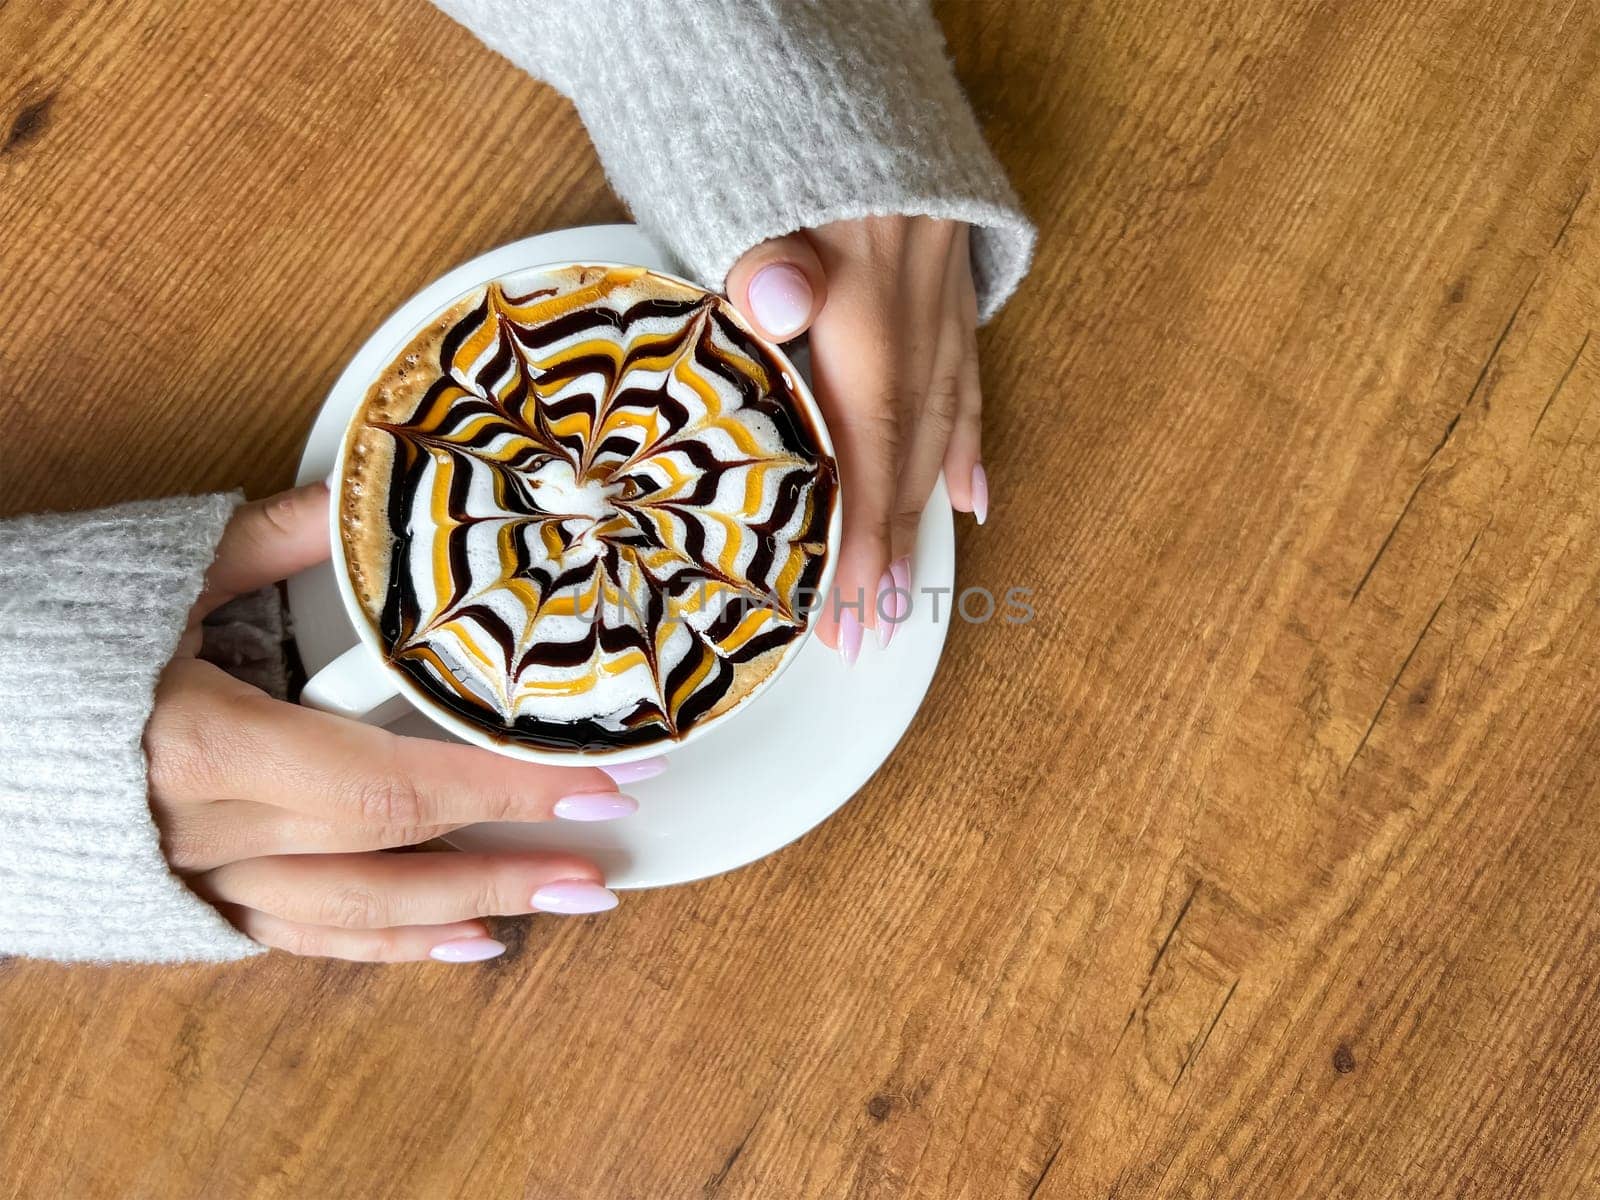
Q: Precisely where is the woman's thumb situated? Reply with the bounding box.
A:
[726,232,828,343]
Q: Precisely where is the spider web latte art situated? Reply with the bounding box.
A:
[340,265,838,752]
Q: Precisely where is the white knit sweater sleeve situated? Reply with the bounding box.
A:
[430,0,1035,319]
[0,495,263,962]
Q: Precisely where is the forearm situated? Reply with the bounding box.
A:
[0,495,263,963]
[431,0,1034,318]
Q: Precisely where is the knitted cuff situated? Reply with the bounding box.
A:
[432,0,1036,319]
[0,494,264,963]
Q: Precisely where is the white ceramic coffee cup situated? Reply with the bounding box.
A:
[301,260,841,767]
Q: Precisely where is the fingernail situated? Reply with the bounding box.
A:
[599,755,669,785]
[429,937,506,963]
[839,609,863,667]
[747,264,812,338]
[879,556,912,649]
[971,462,990,525]
[874,569,895,649]
[532,879,619,914]
[553,791,639,822]
[891,555,912,599]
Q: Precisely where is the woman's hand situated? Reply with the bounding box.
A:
[145,482,654,964]
[726,217,987,664]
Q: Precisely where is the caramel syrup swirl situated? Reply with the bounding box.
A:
[346,266,836,752]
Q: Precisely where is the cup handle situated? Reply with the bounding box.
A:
[300,644,407,724]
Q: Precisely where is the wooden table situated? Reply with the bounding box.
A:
[5,1,1600,1195]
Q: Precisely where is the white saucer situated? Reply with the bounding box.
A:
[288,225,954,889]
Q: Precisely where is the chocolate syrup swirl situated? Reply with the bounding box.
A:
[341,266,836,752]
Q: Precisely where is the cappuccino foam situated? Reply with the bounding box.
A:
[340,265,836,752]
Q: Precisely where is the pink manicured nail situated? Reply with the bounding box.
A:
[553,791,638,822]
[874,569,895,649]
[746,264,812,338]
[839,608,863,667]
[532,880,619,914]
[879,557,912,649]
[600,756,669,785]
[429,937,506,963]
[971,462,990,525]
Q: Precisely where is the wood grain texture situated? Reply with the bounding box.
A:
[3,0,1600,1195]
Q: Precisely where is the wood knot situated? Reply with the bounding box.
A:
[1332,1043,1357,1074]
[866,1094,893,1121]
[4,94,54,154]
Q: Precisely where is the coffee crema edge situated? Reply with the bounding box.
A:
[338,265,838,753]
